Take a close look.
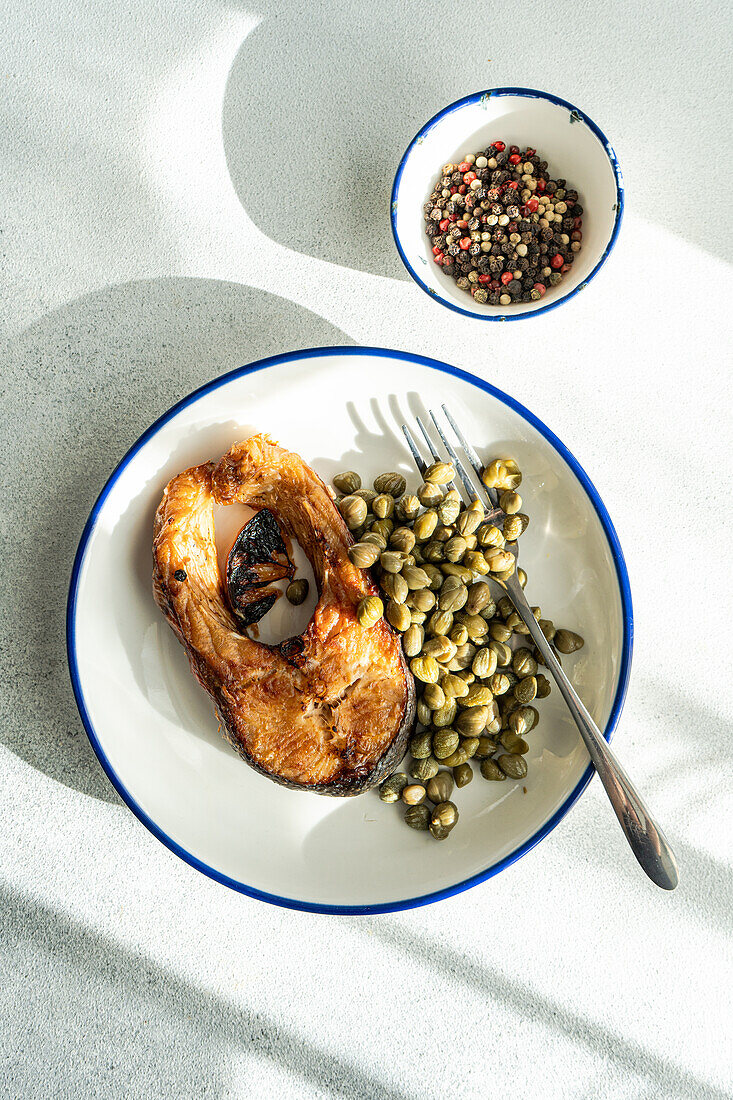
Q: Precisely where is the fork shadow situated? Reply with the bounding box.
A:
[3,880,411,1100]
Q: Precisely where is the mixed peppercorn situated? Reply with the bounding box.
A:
[423,141,583,305]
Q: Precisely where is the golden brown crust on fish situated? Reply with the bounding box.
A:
[152,435,414,795]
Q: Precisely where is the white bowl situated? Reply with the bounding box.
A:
[391,88,624,320]
[67,347,632,913]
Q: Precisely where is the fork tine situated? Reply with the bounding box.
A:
[401,423,428,477]
[428,410,479,503]
[415,416,441,463]
[441,403,501,512]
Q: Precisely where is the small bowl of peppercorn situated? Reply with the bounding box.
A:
[391,88,623,320]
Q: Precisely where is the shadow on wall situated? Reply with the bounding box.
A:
[222,0,730,269]
[2,881,410,1100]
[0,278,352,803]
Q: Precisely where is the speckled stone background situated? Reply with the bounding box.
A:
[1,1,732,1097]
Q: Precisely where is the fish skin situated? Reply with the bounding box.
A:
[152,435,415,795]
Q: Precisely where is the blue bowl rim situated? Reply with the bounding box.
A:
[66,345,633,915]
[390,87,625,321]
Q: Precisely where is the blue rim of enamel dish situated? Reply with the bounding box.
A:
[67,346,633,915]
[390,87,624,321]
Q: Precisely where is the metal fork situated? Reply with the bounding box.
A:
[402,405,678,891]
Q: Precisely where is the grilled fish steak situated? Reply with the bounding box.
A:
[152,434,415,795]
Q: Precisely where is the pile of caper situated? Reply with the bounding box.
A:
[334,460,584,841]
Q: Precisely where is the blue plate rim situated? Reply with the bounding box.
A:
[66,345,633,915]
[390,86,625,322]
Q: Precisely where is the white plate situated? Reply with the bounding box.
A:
[67,347,632,913]
[391,88,623,320]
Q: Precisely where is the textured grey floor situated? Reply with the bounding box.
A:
[1,0,732,1097]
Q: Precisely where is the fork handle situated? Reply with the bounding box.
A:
[506,579,679,890]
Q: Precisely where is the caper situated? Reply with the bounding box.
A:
[333,471,361,495]
[453,762,473,788]
[471,647,497,679]
[417,481,443,508]
[422,541,444,563]
[438,492,461,525]
[402,783,426,806]
[416,700,432,726]
[286,578,309,605]
[497,596,514,619]
[412,546,425,565]
[371,493,394,520]
[555,629,585,653]
[404,803,431,830]
[409,729,433,759]
[490,672,511,695]
[440,672,469,699]
[478,523,505,548]
[458,613,489,643]
[481,458,522,491]
[489,621,512,643]
[456,509,482,537]
[410,655,440,683]
[475,735,498,759]
[442,746,469,768]
[348,542,380,569]
[464,534,478,551]
[427,610,453,639]
[509,707,533,737]
[422,683,445,711]
[498,753,528,779]
[410,608,427,626]
[373,472,405,497]
[427,771,454,804]
[378,550,403,574]
[516,514,530,534]
[480,759,507,781]
[422,636,457,664]
[505,611,526,634]
[413,509,438,542]
[498,489,521,514]
[538,619,555,642]
[464,550,491,575]
[525,706,540,731]
[451,642,475,670]
[438,576,468,612]
[431,800,458,829]
[462,683,493,707]
[339,494,368,530]
[386,600,411,632]
[432,700,458,728]
[389,526,416,554]
[536,674,551,699]
[465,580,492,614]
[444,535,467,562]
[432,728,459,760]
[501,732,529,755]
[514,675,537,704]
[424,461,455,485]
[378,772,408,803]
[398,493,420,520]
[485,547,515,573]
[361,530,387,550]
[402,565,429,591]
[410,755,439,782]
[456,706,488,736]
[512,648,538,677]
[449,624,468,646]
[489,640,512,667]
[456,668,474,684]
[407,588,436,613]
[440,563,473,583]
[357,595,383,628]
[486,700,502,734]
[371,518,394,540]
[355,488,377,506]
[381,571,408,604]
[503,515,523,541]
[429,820,452,840]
